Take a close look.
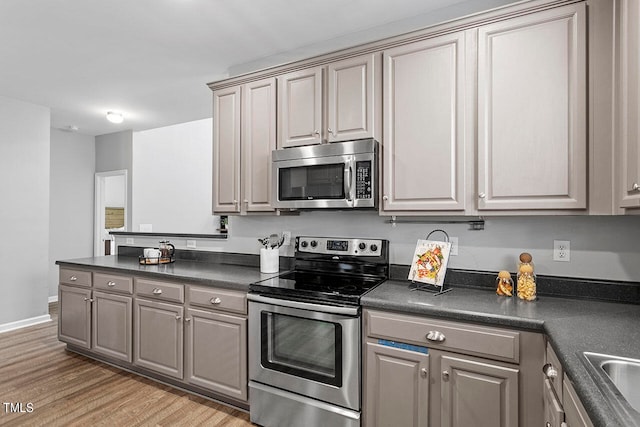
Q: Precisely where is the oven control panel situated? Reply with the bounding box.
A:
[296,236,383,256]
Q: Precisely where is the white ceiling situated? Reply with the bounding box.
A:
[0,0,512,136]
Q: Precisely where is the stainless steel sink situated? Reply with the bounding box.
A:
[583,352,640,425]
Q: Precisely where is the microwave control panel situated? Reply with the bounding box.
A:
[355,161,372,199]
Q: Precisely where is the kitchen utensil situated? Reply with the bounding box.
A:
[269,233,279,249]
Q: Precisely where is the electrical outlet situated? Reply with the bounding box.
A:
[282,231,291,246]
[449,237,459,256]
[553,240,571,262]
[186,240,197,249]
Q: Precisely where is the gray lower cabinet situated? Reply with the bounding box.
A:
[365,342,429,427]
[58,284,92,349]
[185,307,247,401]
[133,298,184,379]
[92,291,132,362]
[364,309,544,427]
[436,351,519,427]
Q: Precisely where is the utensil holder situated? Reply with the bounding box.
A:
[260,248,279,273]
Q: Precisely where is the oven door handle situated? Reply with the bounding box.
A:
[344,156,354,204]
[248,293,359,316]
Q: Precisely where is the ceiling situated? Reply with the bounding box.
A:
[0,0,512,136]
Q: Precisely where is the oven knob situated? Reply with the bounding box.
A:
[358,243,367,250]
[310,240,317,248]
[370,244,378,252]
[301,241,308,248]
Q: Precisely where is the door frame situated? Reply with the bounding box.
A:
[94,170,128,256]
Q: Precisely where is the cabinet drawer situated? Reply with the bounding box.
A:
[366,309,520,363]
[59,268,92,287]
[135,278,184,303]
[94,272,133,294]
[187,286,247,315]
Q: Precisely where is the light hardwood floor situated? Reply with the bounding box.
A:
[0,303,252,426]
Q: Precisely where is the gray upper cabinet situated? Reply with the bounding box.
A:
[381,32,470,213]
[278,67,323,148]
[213,86,242,213]
[477,3,587,211]
[213,78,276,214]
[615,0,640,210]
[327,53,381,143]
[278,53,380,148]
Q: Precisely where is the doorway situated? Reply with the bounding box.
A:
[95,170,128,256]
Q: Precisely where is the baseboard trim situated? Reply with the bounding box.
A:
[0,314,52,334]
[48,295,59,303]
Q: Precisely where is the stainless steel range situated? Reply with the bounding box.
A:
[248,236,389,427]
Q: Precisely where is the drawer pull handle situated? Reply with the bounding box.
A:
[421,368,428,378]
[632,182,640,192]
[543,363,558,380]
[152,288,163,295]
[442,370,450,381]
[210,297,222,305]
[107,281,116,287]
[70,276,78,281]
[426,330,446,342]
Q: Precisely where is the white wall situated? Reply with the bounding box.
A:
[49,129,95,299]
[104,175,125,207]
[132,119,217,233]
[0,95,51,328]
[122,118,640,283]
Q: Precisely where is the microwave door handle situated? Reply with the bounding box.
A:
[344,157,355,203]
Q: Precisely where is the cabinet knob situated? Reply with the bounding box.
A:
[244,200,249,205]
[210,297,222,305]
[313,130,320,137]
[426,330,446,342]
[478,192,486,199]
[421,368,428,378]
[175,315,182,320]
[233,200,238,207]
[543,363,558,380]
[442,370,450,381]
[382,195,389,201]
[152,288,163,295]
[83,297,93,302]
[107,281,116,287]
[328,128,336,136]
[632,182,640,192]
[185,318,191,323]
[70,276,77,281]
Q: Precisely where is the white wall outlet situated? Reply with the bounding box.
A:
[186,240,197,249]
[553,240,571,262]
[139,223,152,232]
[126,238,134,245]
[449,237,459,256]
[282,231,291,246]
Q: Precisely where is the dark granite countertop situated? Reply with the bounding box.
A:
[56,256,282,291]
[362,280,640,427]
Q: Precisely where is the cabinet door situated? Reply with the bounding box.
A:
[477,3,587,210]
[58,285,92,349]
[327,53,380,142]
[213,86,241,213]
[543,379,565,427]
[439,354,519,427]
[365,342,429,427]
[134,298,184,379]
[616,0,640,208]
[382,31,468,212]
[277,67,323,148]
[563,377,594,427]
[92,291,132,363]
[185,308,247,401]
[242,77,276,213]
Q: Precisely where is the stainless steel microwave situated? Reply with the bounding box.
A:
[272,139,378,210]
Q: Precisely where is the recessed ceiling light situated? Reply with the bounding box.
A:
[106,111,124,124]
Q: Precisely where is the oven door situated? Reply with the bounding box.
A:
[248,295,360,410]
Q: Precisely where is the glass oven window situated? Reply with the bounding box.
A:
[261,312,342,387]
[278,163,345,201]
